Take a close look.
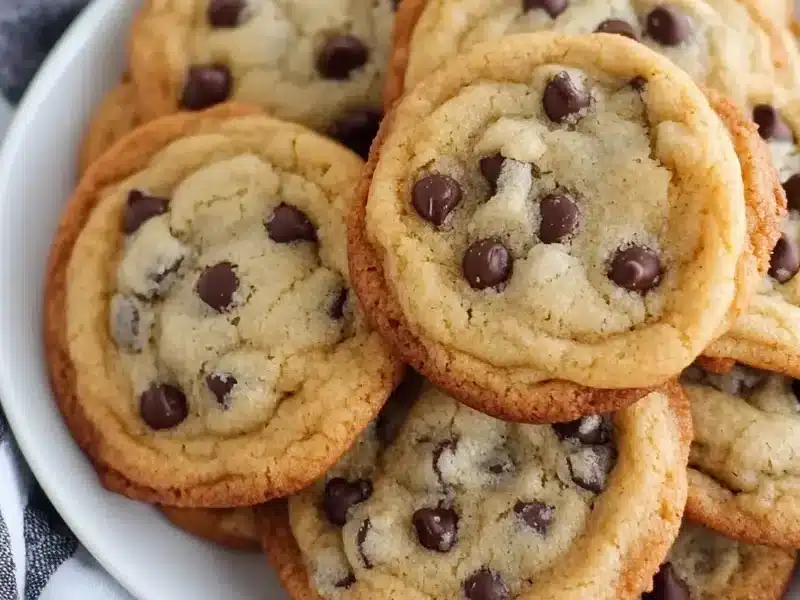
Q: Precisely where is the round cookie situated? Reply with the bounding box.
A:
[79,82,140,176]
[643,522,797,600]
[351,33,759,421]
[388,0,800,110]
[260,380,692,600]
[681,362,800,549]
[129,0,398,159]
[44,104,402,507]
[161,506,260,550]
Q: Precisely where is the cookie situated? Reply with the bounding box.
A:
[44,104,402,507]
[161,506,260,550]
[643,522,797,600]
[129,0,398,159]
[681,362,800,549]
[388,0,800,110]
[78,82,140,176]
[260,379,691,600]
[350,32,769,422]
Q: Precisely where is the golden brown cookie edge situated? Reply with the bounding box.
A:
[160,505,261,551]
[382,0,428,110]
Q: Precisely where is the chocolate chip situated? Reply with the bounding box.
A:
[146,255,185,299]
[323,478,372,526]
[140,383,188,430]
[752,104,793,141]
[329,288,348,319]
[206,372,237,408]
[552,415,610,445]
[196,262,239,312]
[334,573,356,589]
[412,173,463,227]
[329,108,381,160]
[783,174,800,212]
[514,501,555,534]
[266,203,317,243]
[643,563,690,600]
[180,65,232,110]
[543,71,590,123]
[110,294,148,352]
[412,507,458,552]
[487,455,515,476]
[356,519,373,569]
[539,192,580,243]
[207,0,246,27]
[608,245,662,293]
[522,0,567,18]
[769,233,800,283]
[646,6,690,46]
[595,19,637,39]
[464,568,510,600]
[316,35,369,80]
[480,153,506,193]
[124,190,169,234]
[630,76,647,91]
[792,379,800,405]
[463,239,512,290]
[568,445,616,492]
[433,439,457,486]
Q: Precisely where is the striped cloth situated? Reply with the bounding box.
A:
[0,1,132,598]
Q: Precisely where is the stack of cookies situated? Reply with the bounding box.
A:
[45,0,800,598]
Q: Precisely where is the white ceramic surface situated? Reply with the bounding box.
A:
[0,0,796,599]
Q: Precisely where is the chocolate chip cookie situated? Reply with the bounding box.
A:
[261,379,691,600]
[389,0,800,110]
[350,33,762,422]
[45,104,402,507]
[161,506,260,550]
[129,0,397,159]
[643,522,796,600]
[79,82,140,175]
[681,362,800,549]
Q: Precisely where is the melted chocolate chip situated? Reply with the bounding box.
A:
[568,445,616,492]
[334,573,356,589]
[432,439,457,486]
[462,239,512,290]
[123,190,169,234]
[356,519,373,569]
[206,372,237,408]
[539,192,580,243]
[464,568,510,600]
[480,153,506,193]
[329,108,382,160]
[595,19,637,39]
[316,35,369,80]
[522,0,567,18]
[110,295,147,352]
[413,507,458,552]
[207,0,246,27]
[329,288,348,319]
[646,6,690,46]
[412,173,463,227]
[514,501,555,534]
[783,173,800,212]
[543,71,590,123]
[266,203,317,243]
[752,104,793,141]
[552,415,610,445]
[608,245,662,293]
[146,255,185,299]
[323,478,372,526]
[180,65,232,110]
[140,383,188,430]
[196,262,239,312]
[792,379,800,406]
[630,76,648,91]
[769,233,800,283]
[643,563,690,600]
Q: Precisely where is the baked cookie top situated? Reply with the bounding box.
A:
[681,362,800,548]
[130,0,397,158]
[287,379,690,600]
[352,33,750,419]
[643,522,796,600]
[45,105,401,506]
[394,0,800,110]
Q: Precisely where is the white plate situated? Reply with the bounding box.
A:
[0,0,795,599]
[0,0,286,598]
